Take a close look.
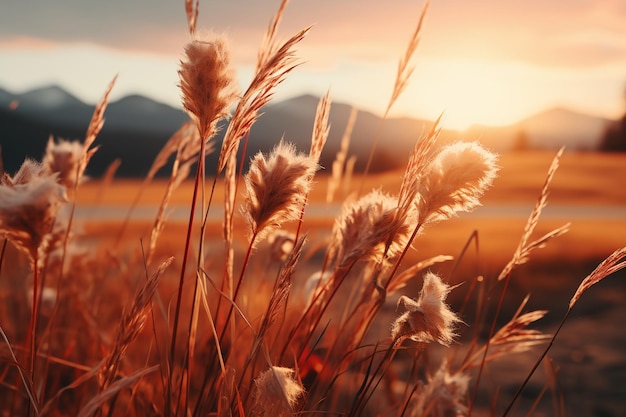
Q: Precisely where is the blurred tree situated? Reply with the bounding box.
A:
[599,86,626,152]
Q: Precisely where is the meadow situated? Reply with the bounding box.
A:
[1,1,626,416]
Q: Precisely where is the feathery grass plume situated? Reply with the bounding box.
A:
[410,360,470,417]
[174,37,237,388]
[327,107,357,203]
[293,91,331,241]
[391,272,460,346]
[397,116,442,222]
[217,26,311,173]
[0,160,67,263]
[498,147,567,281]
[43,136,91,188]
[257,0,290,70]
[79,75,116,185]
[254,366,304,417]
[242,142,318,247]
[2,158,46,186]
[332,190,413,267]
[310,90,331,163]
[179,36,239,141]
[360,2,429,183]
[569,246,626,309]
[387,1,428,116]
[417,141,498,224]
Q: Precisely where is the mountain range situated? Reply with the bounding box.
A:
[0,85,615,178]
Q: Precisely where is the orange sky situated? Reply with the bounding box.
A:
[1,0,625,130]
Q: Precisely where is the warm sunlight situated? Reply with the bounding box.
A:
[1,1,626,416]
[394,57,621,130]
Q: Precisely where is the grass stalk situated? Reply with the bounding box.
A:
[167,136,205,414]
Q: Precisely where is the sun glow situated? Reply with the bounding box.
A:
[390,59,545,130]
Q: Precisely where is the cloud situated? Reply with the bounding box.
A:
[422,0,626,68]
[5,0,624,70]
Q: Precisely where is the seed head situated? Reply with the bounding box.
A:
[410,360,470,417]
[43,137,88,187]
[391,272,460,346]
[179,36,239,139]
[255,366,304,417]
[0,160,67,263]
[417,141,498,224]
[332,190,414,267]
[243,142,318,247]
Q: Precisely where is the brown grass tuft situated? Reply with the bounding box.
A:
[179,36,239,141]
[0,159,67,262]
[417,141,499,224]
[392,272,461,346]
[254,366,304,417]
[242,142,318,247]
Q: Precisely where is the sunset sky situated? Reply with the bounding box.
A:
[1,0,625,130]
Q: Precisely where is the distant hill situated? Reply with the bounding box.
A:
[0,85,616,178]
[0,86,455,177]
[465,107,611,152]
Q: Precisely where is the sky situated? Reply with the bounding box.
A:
[1,0,626,130]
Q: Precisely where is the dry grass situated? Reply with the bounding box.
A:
[1,2,625,417]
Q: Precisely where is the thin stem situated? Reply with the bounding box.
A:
[467,272,513,415]
[218,232,257,346]
[168,135,205,415]
[28,254,39,381]
[349,341,399,417]
[182,133,215,414]
[502,308,572,417]
[298,259,359,358]
[0,239,7,278]
[217,131,249,347]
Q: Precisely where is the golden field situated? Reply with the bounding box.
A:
[62,149,626,416]
[77,150,626,268]
[1,0,625,412]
